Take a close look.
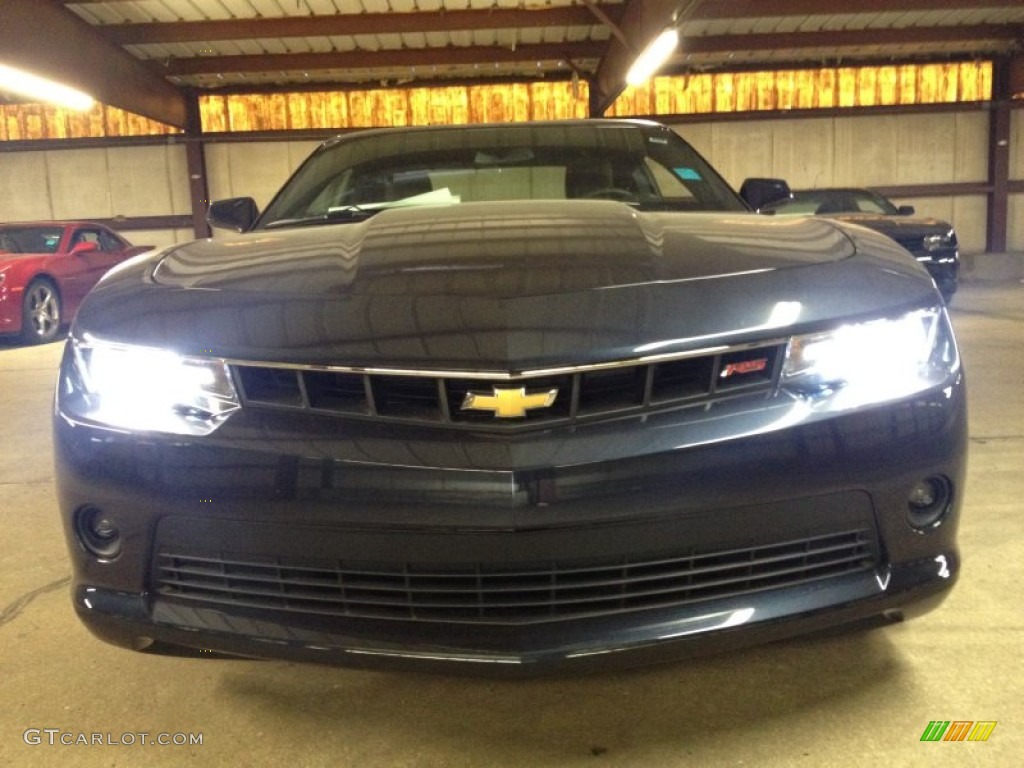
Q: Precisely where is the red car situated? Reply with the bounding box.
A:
[0,222,152,344]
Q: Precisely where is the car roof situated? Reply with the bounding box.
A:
[320,118,669,149]
[0,221,107,229]
[791,188,879,195]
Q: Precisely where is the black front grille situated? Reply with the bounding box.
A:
[155,528,876,626]
[893,235,925,254]
[232,342,786,430]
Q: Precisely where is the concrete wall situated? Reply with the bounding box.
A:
[205,140,322,213]
[0,140,321,250]
[672,110,994,253]
[0,144,195,250]
[201,139,321,239]
[0,108,1020,252]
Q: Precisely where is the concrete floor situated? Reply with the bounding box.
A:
[1,281,1021,767]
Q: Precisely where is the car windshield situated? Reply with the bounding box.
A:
[257,122,747,229]
[0,226,63,254]
[765,190,900,216]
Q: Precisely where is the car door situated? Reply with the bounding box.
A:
[22,225,86,314]
[96,228,135,270]
[72,226,126,278]
[59,227,113,313]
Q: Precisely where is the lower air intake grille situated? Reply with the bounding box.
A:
[156,528,877,626]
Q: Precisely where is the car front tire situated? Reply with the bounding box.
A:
[21,279,62,344]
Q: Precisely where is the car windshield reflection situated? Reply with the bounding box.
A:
[256,122,746,230]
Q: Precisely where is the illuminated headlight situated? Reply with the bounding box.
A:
[923,229,956,252]
[62,338,240,436]
[782,307,958,410]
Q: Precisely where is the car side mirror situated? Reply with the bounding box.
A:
[208,197,260,232]
[739,178,792,213]
[897,205,916,216]
[70,241,99,255]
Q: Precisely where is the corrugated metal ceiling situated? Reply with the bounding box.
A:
[60,0,1023,89]
[2,1,1020,126]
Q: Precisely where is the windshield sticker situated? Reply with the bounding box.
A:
[674,168,703,181]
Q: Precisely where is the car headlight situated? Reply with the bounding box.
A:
[923,229,956,252]
[782,306,958,411]
[61,337,240,436]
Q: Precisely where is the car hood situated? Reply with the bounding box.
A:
[152,202,855,295]
[78,201,935,369]
[820,212,952,239]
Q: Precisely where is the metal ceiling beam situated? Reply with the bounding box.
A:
[99,6,623,46]
[590,0,687,116]
[986,57,1011,252]
[676,24,1024,55]
[582,0,632,48]
[689,0,1023,18]
[60,0,1016,10]
[159,42,606,78]
[0,0,187,127]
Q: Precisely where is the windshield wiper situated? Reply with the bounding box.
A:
[263,205,378,230]
[262,188,460,230]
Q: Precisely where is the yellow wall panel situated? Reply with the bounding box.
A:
[877,66,899,105]
[607,62,992,118]
[0,104,177,141]
[0,62,994,142]
[714,74,736,113]
[164,62,996,135]
[815,69,836,109]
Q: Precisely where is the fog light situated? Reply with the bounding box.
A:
[908,481,937,508]
[75,506,122,558]
[906,477,952,531]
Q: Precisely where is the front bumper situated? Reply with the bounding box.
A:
[0,281,20,334]
[73,555,954,675]
[915,248,960,298]
[56,378,966,675]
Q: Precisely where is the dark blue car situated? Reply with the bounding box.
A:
[54,121,965,675]
[760,187,960,302]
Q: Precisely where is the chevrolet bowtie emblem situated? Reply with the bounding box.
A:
[461,386,558,419]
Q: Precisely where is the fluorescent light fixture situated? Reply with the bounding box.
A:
[626,29,679,86]
[0,63,95,110]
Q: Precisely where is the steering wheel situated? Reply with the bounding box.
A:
[582,187,639,202]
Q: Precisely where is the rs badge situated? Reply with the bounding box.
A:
[461,387,558,418]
